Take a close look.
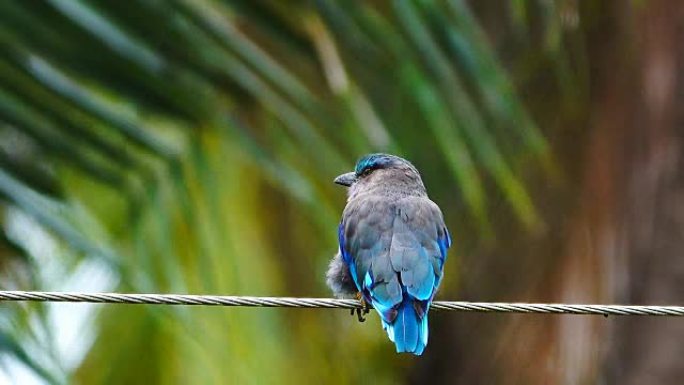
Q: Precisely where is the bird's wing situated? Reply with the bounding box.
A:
[338,195,450,322]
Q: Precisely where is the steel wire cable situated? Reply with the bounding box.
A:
[0,291,682,316]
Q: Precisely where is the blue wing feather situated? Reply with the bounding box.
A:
[338,196,451,355]
[338,221,360,289]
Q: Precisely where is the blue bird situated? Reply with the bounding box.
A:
[327,154,451,355]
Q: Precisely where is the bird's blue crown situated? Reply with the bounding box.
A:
[354,153,407,176]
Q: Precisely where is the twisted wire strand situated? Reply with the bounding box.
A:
[0,291,682,316]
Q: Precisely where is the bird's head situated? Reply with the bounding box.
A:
[334,153,426,197]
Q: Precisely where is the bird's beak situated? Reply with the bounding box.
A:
[334,172,356,187]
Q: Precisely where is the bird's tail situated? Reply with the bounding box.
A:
[380,296,429,355]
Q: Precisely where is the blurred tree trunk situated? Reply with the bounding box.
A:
[608,0,684,383]
[413,1,684,384]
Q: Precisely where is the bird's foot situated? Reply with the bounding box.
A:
[350,292,371,322]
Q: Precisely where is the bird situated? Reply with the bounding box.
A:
[327,153,451,355]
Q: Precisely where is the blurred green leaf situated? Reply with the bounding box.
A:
[0,330,62,385]
[0,0,560,383]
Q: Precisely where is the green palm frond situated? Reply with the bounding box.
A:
[0,0,568,383]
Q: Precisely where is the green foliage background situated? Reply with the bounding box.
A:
[0,1,610,384]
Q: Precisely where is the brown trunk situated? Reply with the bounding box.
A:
[608,1,684,383]
[413,1,684,384]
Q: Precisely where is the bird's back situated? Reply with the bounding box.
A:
[339,192,450,354]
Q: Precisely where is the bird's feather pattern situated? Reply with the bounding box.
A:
[329,153,450,355]
[338,194,449,354]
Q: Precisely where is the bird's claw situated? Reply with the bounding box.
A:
[350,293,371,322]
[351,307,370,322]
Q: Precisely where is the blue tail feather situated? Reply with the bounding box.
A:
[380,297,428,355]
